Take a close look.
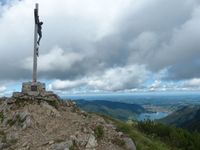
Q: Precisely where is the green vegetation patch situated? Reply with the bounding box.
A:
[98,114,172,150]
[6,114,26,127]
[7,118,17,127]
[69,140,78,150]
[0,111,4,123]
[94,125,104,140]
[0,130,17,147]
[116,122,171,150]
[0,130,6,143]
[46,100,59,109]
[72,106,80,113]
[81,109,200,150]
[137,120,200,150]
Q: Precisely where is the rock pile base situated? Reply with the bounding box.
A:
[0,89,136,150]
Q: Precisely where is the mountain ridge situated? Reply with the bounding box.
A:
[75,99,146,120]
[0,96,136,150]
[159,105,200,131]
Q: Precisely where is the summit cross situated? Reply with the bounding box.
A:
[33,3,43,83]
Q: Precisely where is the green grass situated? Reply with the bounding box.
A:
[116,122,172,150]
[69,140,78,150]
[81,110,200,150]
[0,111,4,123]
[46,100,59,109]
[137,120,200,150]
[97,113,172,150]
[15,97,29,107]
[6,118,17,127]
[6,114,26,127]
[0,130,17,147]
[94,125,104,140]
[0,130,6,143]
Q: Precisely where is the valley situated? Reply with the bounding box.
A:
[66,92,200,122]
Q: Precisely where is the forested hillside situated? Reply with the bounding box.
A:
[159,105,200,131]
[76,100,145,120]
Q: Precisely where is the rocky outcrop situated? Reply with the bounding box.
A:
[85,134,98,149]
[12,91,61,103]
[0,96,136,150]
[123,137,136,150]
[50,140,73,150]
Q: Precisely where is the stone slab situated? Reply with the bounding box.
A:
[22,82,45,95]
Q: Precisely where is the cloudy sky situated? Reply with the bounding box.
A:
[0,0,200,96]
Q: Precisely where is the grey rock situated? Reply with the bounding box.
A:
[6,132,19,141]
[22,142,28,147]
[18,111,31,129]
[40,101,61,117]
[85,134,98,150]
[65,100,76,107]
[48,140,54,145]
[123,137,136,150]
[117,132,123,137]
[71,133,89,147]
[7,98,16,104]
[0,142,9,149]
[23,115,31,129]
[51,140,73,150]
[19,111,29,121]
[0,101,10,112]
[12,92,23,98]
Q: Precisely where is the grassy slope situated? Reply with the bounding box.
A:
[98,114,173,150]
[95,112,200,150]
[116,122,172,150]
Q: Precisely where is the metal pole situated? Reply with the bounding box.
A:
[32,3,38,83]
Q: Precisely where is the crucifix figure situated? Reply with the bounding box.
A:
[34,8,43,46]
[33,3,43,83]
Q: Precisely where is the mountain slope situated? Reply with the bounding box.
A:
[76,100,146,120]
[0,96,136,150]
[180,108,200,131]
[159,105,200,131]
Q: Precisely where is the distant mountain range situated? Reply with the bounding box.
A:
[159,105,200,131]
[75,99,200,132]
[75,100,146,120]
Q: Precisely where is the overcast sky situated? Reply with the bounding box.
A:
[0,0,200,96]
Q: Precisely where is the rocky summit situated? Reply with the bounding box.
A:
[0,94,136,150]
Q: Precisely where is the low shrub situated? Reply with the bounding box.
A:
[94,125,104,140]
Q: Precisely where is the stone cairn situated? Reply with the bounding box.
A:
[11,82,61,106]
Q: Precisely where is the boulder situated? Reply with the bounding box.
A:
[51,140,73,150]
[123,137,136,150]
[40,101,61,117]
[85,134,98,150]
[71,132,89,147]
[0,101,12,112]
[18,111,31,129]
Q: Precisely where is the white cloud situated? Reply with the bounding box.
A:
[153,4,200,70]
[183,78,200,88]
[149,80,162,91]
[50,64,149,91]
[22,47,84,72]
[88,65,148,91]
[49,79,85,90]
[0,0,200,93]
[0,86,6,93]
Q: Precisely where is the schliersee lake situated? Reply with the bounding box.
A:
[135,112,169,121]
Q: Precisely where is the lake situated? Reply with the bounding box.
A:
[136,112,169,121]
